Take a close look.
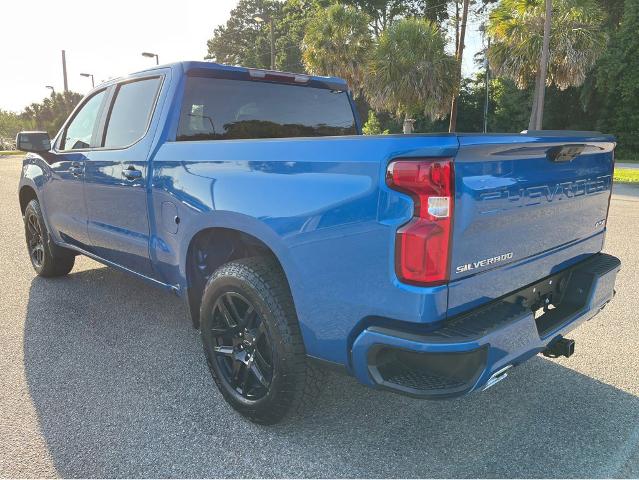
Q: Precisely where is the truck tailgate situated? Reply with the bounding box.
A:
[448,133,615,315]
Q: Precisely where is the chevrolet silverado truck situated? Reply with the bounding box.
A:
[17,61,620,424]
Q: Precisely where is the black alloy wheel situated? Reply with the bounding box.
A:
[210,291,273,400]
[23,199,75,277]
[199,257,321,424]
[26,211,45,268]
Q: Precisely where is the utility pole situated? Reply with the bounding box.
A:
[61,50,68,92]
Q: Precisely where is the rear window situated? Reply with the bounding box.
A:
[176,76,357,141]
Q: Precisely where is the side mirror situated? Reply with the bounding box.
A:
[16,131,51,153]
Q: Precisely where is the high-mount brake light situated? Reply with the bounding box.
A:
[248,69,310,84]
[386,158,454,286]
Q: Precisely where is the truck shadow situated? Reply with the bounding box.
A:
[23,266,639,478]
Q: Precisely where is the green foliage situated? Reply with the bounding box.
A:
[1,91,82,146]
[595,0,639,155]
[362,110,390,134]
[0,110,30,148]
[205,0,330,72]
[22,91,83,137]
[489,77,531,131]
[342,0,449,37]
[199,0,638,156]
[276,0,330,71]
[488,0,607,89]
[206,0,281,70]
[302,4,373,94]
[365,17,456,120]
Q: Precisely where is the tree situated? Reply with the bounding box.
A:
[205,0,331,72]
[365,17,456,133]
[487,0,607,129]
[362,110,390,134]
[596,0,639,155]
[21,91,83,137]
[342,0,449,37]
[530,0,552,130]
[206,0,284,70]
[448,0,470,132]
[0,110,31,148]
[302,4,373,94]
[276,0,330,72]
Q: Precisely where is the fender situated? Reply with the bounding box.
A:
[19,156,47,190]
[176,210,301,289]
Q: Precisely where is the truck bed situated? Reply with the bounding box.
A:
[152,131,615,368]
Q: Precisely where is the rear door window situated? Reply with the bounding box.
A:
[176,76,357,141]
[103,77,161,148]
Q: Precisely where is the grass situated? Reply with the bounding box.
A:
[614,168,639,183]
[0,150,23,156]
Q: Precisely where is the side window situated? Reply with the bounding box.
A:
[59,90,106,150]
[103,77,161,148]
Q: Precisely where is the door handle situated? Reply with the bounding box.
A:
[121,166,142,180]
[69,161,83,177]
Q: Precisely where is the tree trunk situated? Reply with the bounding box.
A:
[454,1,460,53]
[534,0,552,130]
[528,71,541,131]
[403,115,414,134]
[269,17,275,70]
[448,0,470,133]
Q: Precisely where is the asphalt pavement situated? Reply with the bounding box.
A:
[1,155,638,478]
[615,162,639,169]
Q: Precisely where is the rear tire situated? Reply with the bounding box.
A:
[24,199,75,277]
[200,257,321,424]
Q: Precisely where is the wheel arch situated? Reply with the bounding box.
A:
[19,184,38,216]
[183,226,294,329]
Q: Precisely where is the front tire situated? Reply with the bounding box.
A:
[24,199,75,277]
[200,257,320,424]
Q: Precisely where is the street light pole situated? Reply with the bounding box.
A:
[142,52,159,65]
[45,85,56,96]
[61,50,69,92]
[80,73,95,88]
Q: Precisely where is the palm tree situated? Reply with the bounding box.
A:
[365,17,456,133]
[302,4,373,95]
[487,0,607,130]
[449,0,470,132]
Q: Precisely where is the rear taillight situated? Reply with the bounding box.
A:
[386,158,454,286]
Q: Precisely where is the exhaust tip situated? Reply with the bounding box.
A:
[482,365,513,391]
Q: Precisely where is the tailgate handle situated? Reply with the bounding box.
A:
[546,144,585,163]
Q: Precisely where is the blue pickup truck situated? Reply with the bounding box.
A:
[17,61,620,424]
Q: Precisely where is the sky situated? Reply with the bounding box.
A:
[0,0,483,113]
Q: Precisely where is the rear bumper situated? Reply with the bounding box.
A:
[351,253,621,398]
